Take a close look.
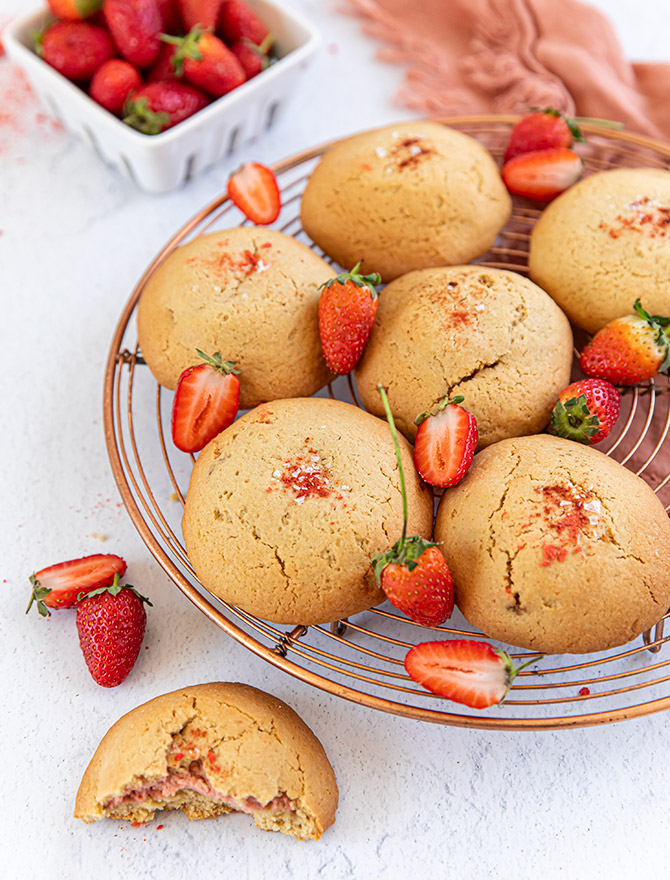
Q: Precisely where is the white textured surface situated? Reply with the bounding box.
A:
[3,1,670,878]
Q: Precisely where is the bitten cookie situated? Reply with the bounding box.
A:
[434,435,670,654]
[137,227,335,409]
[182,397,434,624]
[74,682,338,841]
[354,266,573,445]
[529,168,670,333]
[300,122,511,282]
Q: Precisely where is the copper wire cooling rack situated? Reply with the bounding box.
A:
[104,116,670,730]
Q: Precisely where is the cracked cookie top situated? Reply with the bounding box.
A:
[74,682,338,841]
[182,397,434,625]
[354,265,573,446]
[434,434,670,654]
[529,168,670,334]
[137,227,336,409]
[300,121,512,282]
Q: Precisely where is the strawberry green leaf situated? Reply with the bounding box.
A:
[195,350,240,375]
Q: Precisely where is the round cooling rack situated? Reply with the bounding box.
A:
[104,116,670,730]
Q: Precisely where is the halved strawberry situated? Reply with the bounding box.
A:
[171,350,241,453]
[26,554,127,617]
[227,162,281,225]
[502,147,583,202]
[405,639,540,709]
[413,395,478,488]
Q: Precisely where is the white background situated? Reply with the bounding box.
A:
[3,1,670,878]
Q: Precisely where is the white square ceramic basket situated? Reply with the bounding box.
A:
[3,1,320,192]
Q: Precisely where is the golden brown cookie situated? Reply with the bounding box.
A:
[137,227,335,409]
[300,122,511,282]
[529,168,670,333]
[182,397,434,625]
[354,266,573,445]
[434,435,670,654]
[74,682,338,841]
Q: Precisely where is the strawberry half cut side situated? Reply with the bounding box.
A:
[405,639,542,709]
[227,162,281,225]
[171,350,241,453]
[413,395,478,488]
[26,553,127,616]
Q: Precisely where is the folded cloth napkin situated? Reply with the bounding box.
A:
[341,0,670,140]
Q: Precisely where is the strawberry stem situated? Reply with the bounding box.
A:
[494,649,543,705]
[378,384,408,551]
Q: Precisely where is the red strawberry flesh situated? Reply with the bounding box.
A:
[413,400,478,488]
[27,554,127,615]
[171,354,240,453]
[502,148,583,202]
[405,639,532,709]
[227,162,280,225]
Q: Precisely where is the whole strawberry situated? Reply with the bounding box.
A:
[47,0,103,19]
[147,42,180,82]
[413,395,478,488]
[26,553,127,617]
[162,27,246,97]
[219,0,270,47]
[549,378,621,445]
[90,59,143,115]
[76,573,151,687]
[36,21,114,82]
[230,36,272,79]
[372,385,454,627]
[104,0,163,68]
[123,81,209,133]
[178,0,222,31]
[405,639,539,709]
[318,262,381,375]
[157,0,183,33]
[580,299,670,385]
[504,109,583,163]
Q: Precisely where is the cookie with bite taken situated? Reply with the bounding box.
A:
[74,682,338,840]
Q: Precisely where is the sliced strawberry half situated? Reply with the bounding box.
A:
[171,350,241,453]
[405,639,540,709]
[502,147,583,202]
[227,162,281,225]
[413,395,478,488]
[26,553,127,617]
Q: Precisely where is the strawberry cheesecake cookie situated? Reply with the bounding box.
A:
[529,168,670,333]
[137,228,336,409]
[354,266,573,445]
[300,122,511,282]
[182,397,434,624]
[434,434,670,654]
[75,682,338,840]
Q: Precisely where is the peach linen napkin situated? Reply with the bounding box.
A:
[340,0,670,140]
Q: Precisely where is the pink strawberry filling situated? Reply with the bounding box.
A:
[105,761,294,815]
